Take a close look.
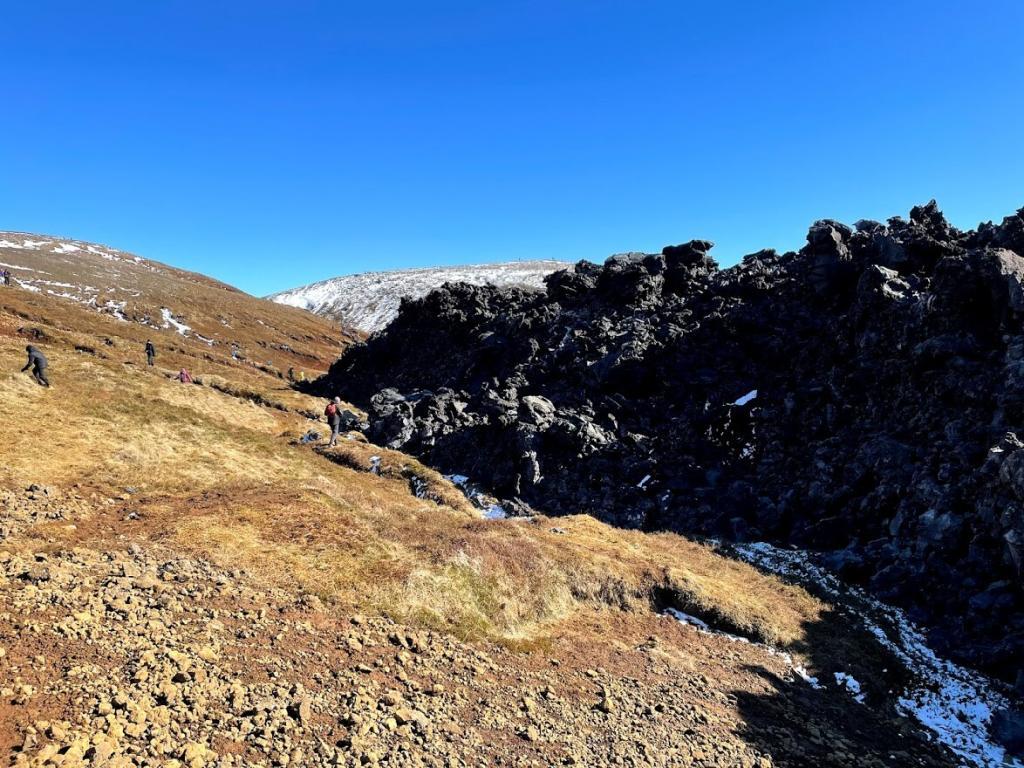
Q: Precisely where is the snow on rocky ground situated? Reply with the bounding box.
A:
[834,671,866,703]
[104,300,128,322]
[0,260,44,272]
[268,260,570,333]
[735,542,1022,768]
[733,389,758,406]
[662,607,825,690]
[161,307,191,335]
[446,474,509,519]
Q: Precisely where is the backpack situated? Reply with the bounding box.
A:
[325,403,338,418]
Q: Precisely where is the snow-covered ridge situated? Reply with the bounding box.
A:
[267,261,570,333]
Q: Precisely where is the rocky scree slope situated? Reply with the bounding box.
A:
[268,261,569,334]
[320,202,1024,688]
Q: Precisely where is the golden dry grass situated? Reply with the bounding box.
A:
[0,286,830,659]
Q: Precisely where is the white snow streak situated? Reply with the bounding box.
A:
[446,474,509,520]
[662,606,822,688]
[161,307,191,336]
[0,261,43,272]
[733,389,758,406]
[834,672,866,703]
[104,300,128,322]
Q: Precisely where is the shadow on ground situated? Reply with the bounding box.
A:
[732,608,960,768]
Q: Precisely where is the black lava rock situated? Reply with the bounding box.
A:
[317,202,1024,685]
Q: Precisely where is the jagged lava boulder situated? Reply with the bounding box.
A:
[318,202,1024,686]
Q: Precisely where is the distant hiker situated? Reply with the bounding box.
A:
[177,368,193,384]
[298,370,306,382]
[21,345,49,387]
[325,396,342,447]
[1,269,10,286]
[287,367,295,382]
[145,339,156,366]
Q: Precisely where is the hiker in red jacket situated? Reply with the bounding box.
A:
[325,396,342,447]
[177,368,193,384]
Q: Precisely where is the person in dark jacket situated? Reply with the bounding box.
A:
[145,340,156,366]
[325,396,343,447]
[21,345,49,387]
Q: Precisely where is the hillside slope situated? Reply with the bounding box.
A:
[0,231,355,377]
[321,202,1024,694]
[268,261,568,333]
[0,246,1006,765]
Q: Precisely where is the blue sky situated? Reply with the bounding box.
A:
[2,1,1022,296]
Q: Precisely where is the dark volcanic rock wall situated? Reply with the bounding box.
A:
[319,202,1024,685]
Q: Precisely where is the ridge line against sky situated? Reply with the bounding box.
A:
[1,0,1022,296]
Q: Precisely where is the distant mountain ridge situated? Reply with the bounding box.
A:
[267,261,569,333]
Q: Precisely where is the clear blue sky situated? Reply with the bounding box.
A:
[2,1,1022,296]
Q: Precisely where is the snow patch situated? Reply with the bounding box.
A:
[662,606,824,689]
[0,261,43,273]
[791,665,822,689]
[482,504,509,520]
[161,307,191,336]
[733,389,758,406]
[86,245,123,261]
[33,279,77,289]
[663,607,710,630]
[446,474,509,520]
[104,301,128,322]
[834,672,866,703]
[0,238,50,250]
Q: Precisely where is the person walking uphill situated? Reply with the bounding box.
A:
[21,345,50,387]
[325,397,343,447]
[145,339,156,367]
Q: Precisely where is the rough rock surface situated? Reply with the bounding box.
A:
[0,489,957,768]
[320,202,1024,685]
